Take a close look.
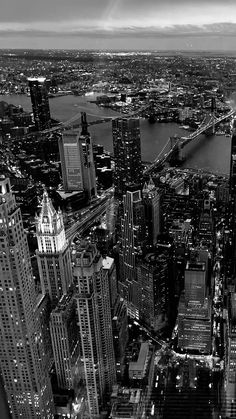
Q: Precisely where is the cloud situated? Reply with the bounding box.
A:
[1,22,236,39]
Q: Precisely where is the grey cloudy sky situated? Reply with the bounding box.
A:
[1,0,236,50]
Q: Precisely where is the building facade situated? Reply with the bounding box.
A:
[230,121,236,273]
[50,290,80,390]
[137,251,170,331]
[120,189,145,312]
[142,179,160,245]
[112,118,142,198]
[36,191,73,308]
[177,261,212,353]
[73,241,116,418]
[28,77,51,131]
[0,177,54,418]
[59,115,97,199]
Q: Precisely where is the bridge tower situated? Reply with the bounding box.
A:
[205,96,217,136]
[148,100,156,123]
[168,136,185,165]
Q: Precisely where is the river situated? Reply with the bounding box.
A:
[0,93,231,175]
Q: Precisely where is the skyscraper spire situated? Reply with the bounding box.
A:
[36,191,72,307]
[148,176,155,191]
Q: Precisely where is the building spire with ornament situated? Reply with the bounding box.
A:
[36,190,72,307]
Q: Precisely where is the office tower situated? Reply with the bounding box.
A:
[59,116,97,199]
[137,250,169,331]
[0,176,54,418]
[28,77,51,131]
[79,112,97,199]
[36,190,73,308]
[73,241,116,418]
[59,131,84,192]
[178,261,211,353]
[36,294,53,370]
[112,118,142,197]
[142,179,160,245]
[224,293,236,417]
[230,121,236,272]
[103,256,118,310]
[50,290,80,390]
[120,188,145,311]
[112,298,128,381]
[185,261,206,304]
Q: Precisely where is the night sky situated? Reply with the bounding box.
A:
[0,0,236,50]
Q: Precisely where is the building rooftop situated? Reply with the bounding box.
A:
[28,77,46,83]
[103,256,114,270]
[186,261,206,271]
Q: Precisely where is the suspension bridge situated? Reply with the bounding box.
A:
[144,109,235,175]
[28,102,151,137]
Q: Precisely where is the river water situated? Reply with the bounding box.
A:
[0,93,232,175]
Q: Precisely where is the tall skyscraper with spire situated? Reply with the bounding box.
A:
[0,176,54,418]
[112,118,142,198]
[28,77,51,131]
[36,191,73,308]
[73,241,116,418]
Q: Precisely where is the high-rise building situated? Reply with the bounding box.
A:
[177,261,212,353]
[137,250,170,331]
[36,191,73,308]
[59,115,97,199]
[112,298,128,381]
[59,130,84,193]
[224,293,236,417]
[79,112,97,199]
[230,121,236,272]
[28,77,51,131]
[73,241,116,418]
[112,118,142,197]
[142,179,160,245]
[35,293,53,371]
[50,290,80,390]
[120,188,145,311]
[0,176,54,418]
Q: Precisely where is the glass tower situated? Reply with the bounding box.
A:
[28,77,51,131]
[112,118,142,198]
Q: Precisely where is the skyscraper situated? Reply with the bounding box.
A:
[120,188,145,313]
[36,191,73,308]
[59,115,97,199]
[230,121,236,272]
[112,118,142,197]
[142,178,161,246]
[50,290,80,390]
[73,241,116,418]
[177,261,212,353]
[137,250,170,331]
[0,176,54,418]
[28,77,51,131]
[79,112,97,199]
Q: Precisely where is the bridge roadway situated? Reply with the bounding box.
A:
[145,109,235,175]
[65,195,113,242]
[27,103,151,138]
